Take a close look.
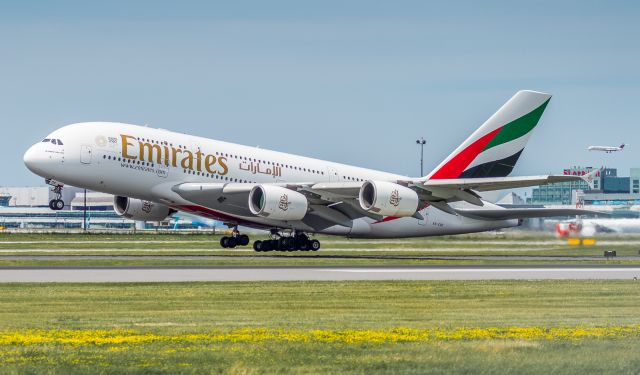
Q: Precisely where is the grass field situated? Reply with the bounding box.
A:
[0,281,639,374]
[0,231,639,266]
[1,233,640,373]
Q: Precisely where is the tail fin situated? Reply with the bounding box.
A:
[583,168,601,190]
[426,90,551,179]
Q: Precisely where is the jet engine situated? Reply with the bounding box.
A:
[113,196,175,222]
[248,185,308,221]
[359,180,420,217]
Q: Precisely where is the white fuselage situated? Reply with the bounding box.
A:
[24,122,517,238]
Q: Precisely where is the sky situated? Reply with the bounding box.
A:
[2,0,639,187]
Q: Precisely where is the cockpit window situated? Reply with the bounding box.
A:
[42,138,63,145]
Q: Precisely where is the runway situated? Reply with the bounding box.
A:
[1,265,639,282]
[1,254,637,261]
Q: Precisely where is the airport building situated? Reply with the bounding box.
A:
[528,166,640,217]
[0,186,218,230]
[0,187,50,207]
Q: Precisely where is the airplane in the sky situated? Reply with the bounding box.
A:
[24,90,598,251]
[587,144,626,153]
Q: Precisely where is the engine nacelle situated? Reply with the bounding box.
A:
[248,185,308,221]
[113,196,175,222]
[359,180,420,217]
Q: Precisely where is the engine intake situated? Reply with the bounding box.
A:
[113,196,175,222]
[359,181,420,217]
[248,185,308,221]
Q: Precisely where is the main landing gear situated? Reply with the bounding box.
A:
[46,180,65,211]
[253,231,320,252]
[219,227,250,249]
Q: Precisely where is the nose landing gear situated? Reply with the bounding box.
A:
[46,180,65,211]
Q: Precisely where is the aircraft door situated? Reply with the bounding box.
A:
[327,166,340,182]
[80,145,92,164]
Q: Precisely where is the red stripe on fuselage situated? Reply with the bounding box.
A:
[372,203,431,224]
[430,127,502,179]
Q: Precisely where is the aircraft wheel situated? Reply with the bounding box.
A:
[220,236,229,248]
[272,239,280,251]
[281,237,294,251]
[298,239,309,251]
[310,240,320,251]
[260,240,270,251]
[238,235,250,246]
[262,240,276,251]
[50,199,64,210]
[226,237,237,248]
[253,240,263,252]
[277,238,287,251]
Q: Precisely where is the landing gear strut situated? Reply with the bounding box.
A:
[46,180,65,211]
[219,227,250,249]
[253,231,320,252]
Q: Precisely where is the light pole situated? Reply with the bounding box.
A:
[83,189,87,232]
[416,137,426,176]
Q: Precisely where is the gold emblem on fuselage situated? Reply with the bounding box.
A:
[278,194,290,211]
[142,200,153,213]
[389,189,401,207]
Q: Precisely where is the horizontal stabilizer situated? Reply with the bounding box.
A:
[419,175,582,192]
[454,207,606,221]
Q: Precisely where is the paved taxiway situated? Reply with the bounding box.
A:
[1,265,639,282]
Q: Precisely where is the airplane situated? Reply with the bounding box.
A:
[24,90,599,251]
[587,144,626,153]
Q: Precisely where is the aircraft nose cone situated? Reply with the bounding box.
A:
[23,144,45,175]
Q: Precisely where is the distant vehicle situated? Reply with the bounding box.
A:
[171,212,216,230]
[557,218,640,237]
[587,144,626,153]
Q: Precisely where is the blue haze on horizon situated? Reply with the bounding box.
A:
[1,1,639,187]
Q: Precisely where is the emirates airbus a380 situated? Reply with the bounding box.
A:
[24,90,595,251]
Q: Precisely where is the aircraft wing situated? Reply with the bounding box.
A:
[171,174,591,226]
[171,182,379,229]
[453,207,605,221]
